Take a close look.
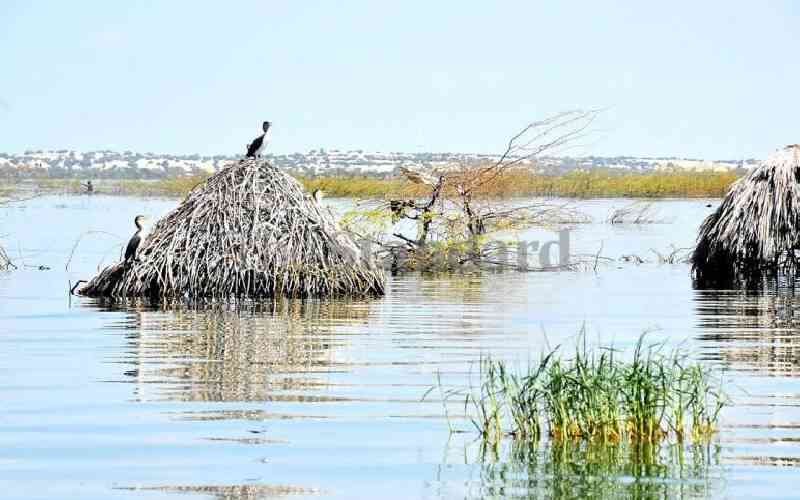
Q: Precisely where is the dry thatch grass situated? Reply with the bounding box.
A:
[693,145,800,286]
[79,159,385,299]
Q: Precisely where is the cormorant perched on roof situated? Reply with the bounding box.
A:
[124,215,146,263]
[246,121,271,158]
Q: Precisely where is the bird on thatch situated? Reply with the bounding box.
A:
[124,215,147,263]
[246,121,272,158]
[312,189,324,204]
[77,161,385,299]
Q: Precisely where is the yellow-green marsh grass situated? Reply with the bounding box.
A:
[303,170,738,199]
[9,169,739,199]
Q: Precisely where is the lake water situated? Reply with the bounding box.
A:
[1,195,798,499]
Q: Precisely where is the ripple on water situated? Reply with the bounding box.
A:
[1,196,800,499]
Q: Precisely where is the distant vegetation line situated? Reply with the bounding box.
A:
[304,171,739,199]
[7,171,738,199]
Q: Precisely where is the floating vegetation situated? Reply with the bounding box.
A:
[693,145,800,287]
[434,334,726,448]
[77,159,385,299]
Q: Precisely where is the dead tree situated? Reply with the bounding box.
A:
[358,110,599,271]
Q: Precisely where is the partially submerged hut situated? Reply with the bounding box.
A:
[693,145,800,286]
[79,159,385,299]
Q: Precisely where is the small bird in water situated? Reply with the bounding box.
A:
[246,121,272,158]
[312,189,324,204]
[124,215,147,263]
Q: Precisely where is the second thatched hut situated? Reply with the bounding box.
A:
[693,145,800,286]
[79,159,385,299]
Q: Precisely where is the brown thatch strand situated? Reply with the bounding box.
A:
[79,159,385,299]
[693,145,800,286]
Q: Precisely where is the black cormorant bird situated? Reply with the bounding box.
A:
[124,215,146,263]
[246,121,271,158]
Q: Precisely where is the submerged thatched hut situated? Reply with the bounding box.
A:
[79,159,385,299]
[693,145,800,286]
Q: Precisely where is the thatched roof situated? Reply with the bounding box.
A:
[79,159,385,299]
[693,145,800,286]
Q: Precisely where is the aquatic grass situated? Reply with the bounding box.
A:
[467,358,506,444]
[13,169,739,199]
[49,176,210,197]
[304,170,738,199]
[443,333,726,448]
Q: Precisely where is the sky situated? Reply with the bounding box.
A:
[1,1,799,159]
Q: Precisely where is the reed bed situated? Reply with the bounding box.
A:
[305,170,738,199]
[438,334,726,448]
[17,170,739,199]
[30,176,210,197]
[693,145,800,286]
[78,159,385,299]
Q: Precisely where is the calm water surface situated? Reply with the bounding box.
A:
[1,195,798,499]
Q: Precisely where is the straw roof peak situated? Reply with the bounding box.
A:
[78,159,385,299]
[692,145,800,286]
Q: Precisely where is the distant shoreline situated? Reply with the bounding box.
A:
[0,149,755,181]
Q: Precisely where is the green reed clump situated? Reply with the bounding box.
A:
[450,334,726,448]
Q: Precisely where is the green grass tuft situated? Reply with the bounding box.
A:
[440,333,727,448]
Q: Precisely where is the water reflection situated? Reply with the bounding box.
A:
[11,196,800,499]
[693,288,800,471]
[119,484,321,500]
[694,289,800,375]
[467,440,723,499]
[92,299,371,403]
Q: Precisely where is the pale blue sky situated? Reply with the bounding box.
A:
[1,1,798,158]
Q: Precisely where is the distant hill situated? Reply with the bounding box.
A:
[0,149,756,179]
